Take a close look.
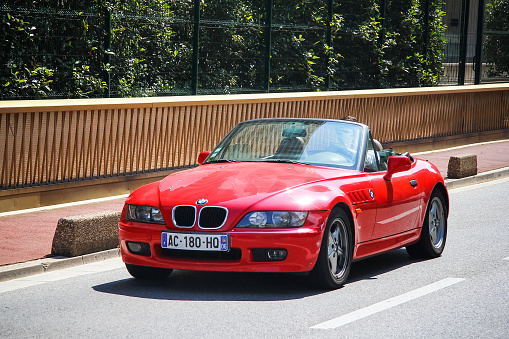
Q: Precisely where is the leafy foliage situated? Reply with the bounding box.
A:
[196,0,265,93]
[380,0,447,87]
[1,11,51,99]
[1,0,448,99]
[484,0,509,77]
[110,0,193,96]
[1,0,106,99]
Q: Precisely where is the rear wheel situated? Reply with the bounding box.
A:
[125,264,173,280]
[310,208,353,289]
[406,189,447,258]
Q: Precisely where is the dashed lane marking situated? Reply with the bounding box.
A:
[311,278,465,330]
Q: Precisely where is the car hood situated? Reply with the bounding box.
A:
[159,162,357,207]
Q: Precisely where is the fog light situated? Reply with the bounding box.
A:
[252,249,287,262]
[127,242,151,257]
[267,249,287,260]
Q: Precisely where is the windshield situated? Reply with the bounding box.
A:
[204,119,363,170]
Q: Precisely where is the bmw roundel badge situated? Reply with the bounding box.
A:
[369,190,375,199]
[196,198,208,205]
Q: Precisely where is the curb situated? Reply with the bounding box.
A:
[0,248,120,282]
[444,166,509,189]
[1,167,508,283]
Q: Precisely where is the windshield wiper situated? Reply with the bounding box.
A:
[206,159,237,164]
[264,159,307,165]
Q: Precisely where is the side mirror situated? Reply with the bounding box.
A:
[384,155,411,180]
[198,151,211,165]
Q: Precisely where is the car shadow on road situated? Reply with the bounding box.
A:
[93,269,317,301]
[93,249,426,301]
[348,248,427,283]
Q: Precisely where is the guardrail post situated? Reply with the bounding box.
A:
[458,0,470,85]
[103,8,111,98]
[422,0,430,76]
[474,0,485,84]
[379,0,386,41]
[191,0,201,95]
[379,0,386,87]
[265,0,273,93]
[325,0,333,90]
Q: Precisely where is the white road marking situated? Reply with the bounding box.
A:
[0,194,129,217]
[0,257,124,294]
[311,278,465,329]
[448,176,509,192]
[413,139,509,156]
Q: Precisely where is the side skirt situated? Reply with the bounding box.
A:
[353,228,421,261]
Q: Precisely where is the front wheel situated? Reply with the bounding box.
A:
[125,264,173,280]
[406,189,448,258]
[310,208,353,289]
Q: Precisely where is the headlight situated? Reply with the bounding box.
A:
[126,205,165,224]
[236,211,308,228]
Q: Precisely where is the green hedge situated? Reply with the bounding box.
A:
[484,0,509,77]
[1,0,447,99]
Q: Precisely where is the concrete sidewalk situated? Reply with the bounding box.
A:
[1,139,508,280]
[414,140,509,189]
[0,196,126,267]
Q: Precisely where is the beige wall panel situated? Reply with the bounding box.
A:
[1,84,508,211]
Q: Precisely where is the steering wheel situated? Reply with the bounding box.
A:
[327,145,355,162]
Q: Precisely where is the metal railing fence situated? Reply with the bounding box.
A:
[2,0,507,100]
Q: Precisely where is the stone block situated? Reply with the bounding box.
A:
[447,154,477,179]
[51,211,121,257]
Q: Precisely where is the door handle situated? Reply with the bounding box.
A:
[410,179,418,187]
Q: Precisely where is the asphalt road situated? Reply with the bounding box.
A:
[1,178,508,339]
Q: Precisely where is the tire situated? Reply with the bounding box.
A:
[125,264,173,280]
[406,189,447,258]
[310,208,353,289]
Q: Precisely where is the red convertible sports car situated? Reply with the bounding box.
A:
[119,118,448,289]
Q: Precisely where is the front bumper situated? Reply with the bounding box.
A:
[119,211,328,273]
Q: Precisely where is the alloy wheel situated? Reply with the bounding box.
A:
[428,196,445,249]
[328,218,349,279]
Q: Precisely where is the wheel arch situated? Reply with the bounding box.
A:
[330,202,356,244]
[309,201,356,289]
[432,182,449,217]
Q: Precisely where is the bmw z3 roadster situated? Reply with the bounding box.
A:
[119,118,448,289]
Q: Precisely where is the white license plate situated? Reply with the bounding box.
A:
[161,232,229,252]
